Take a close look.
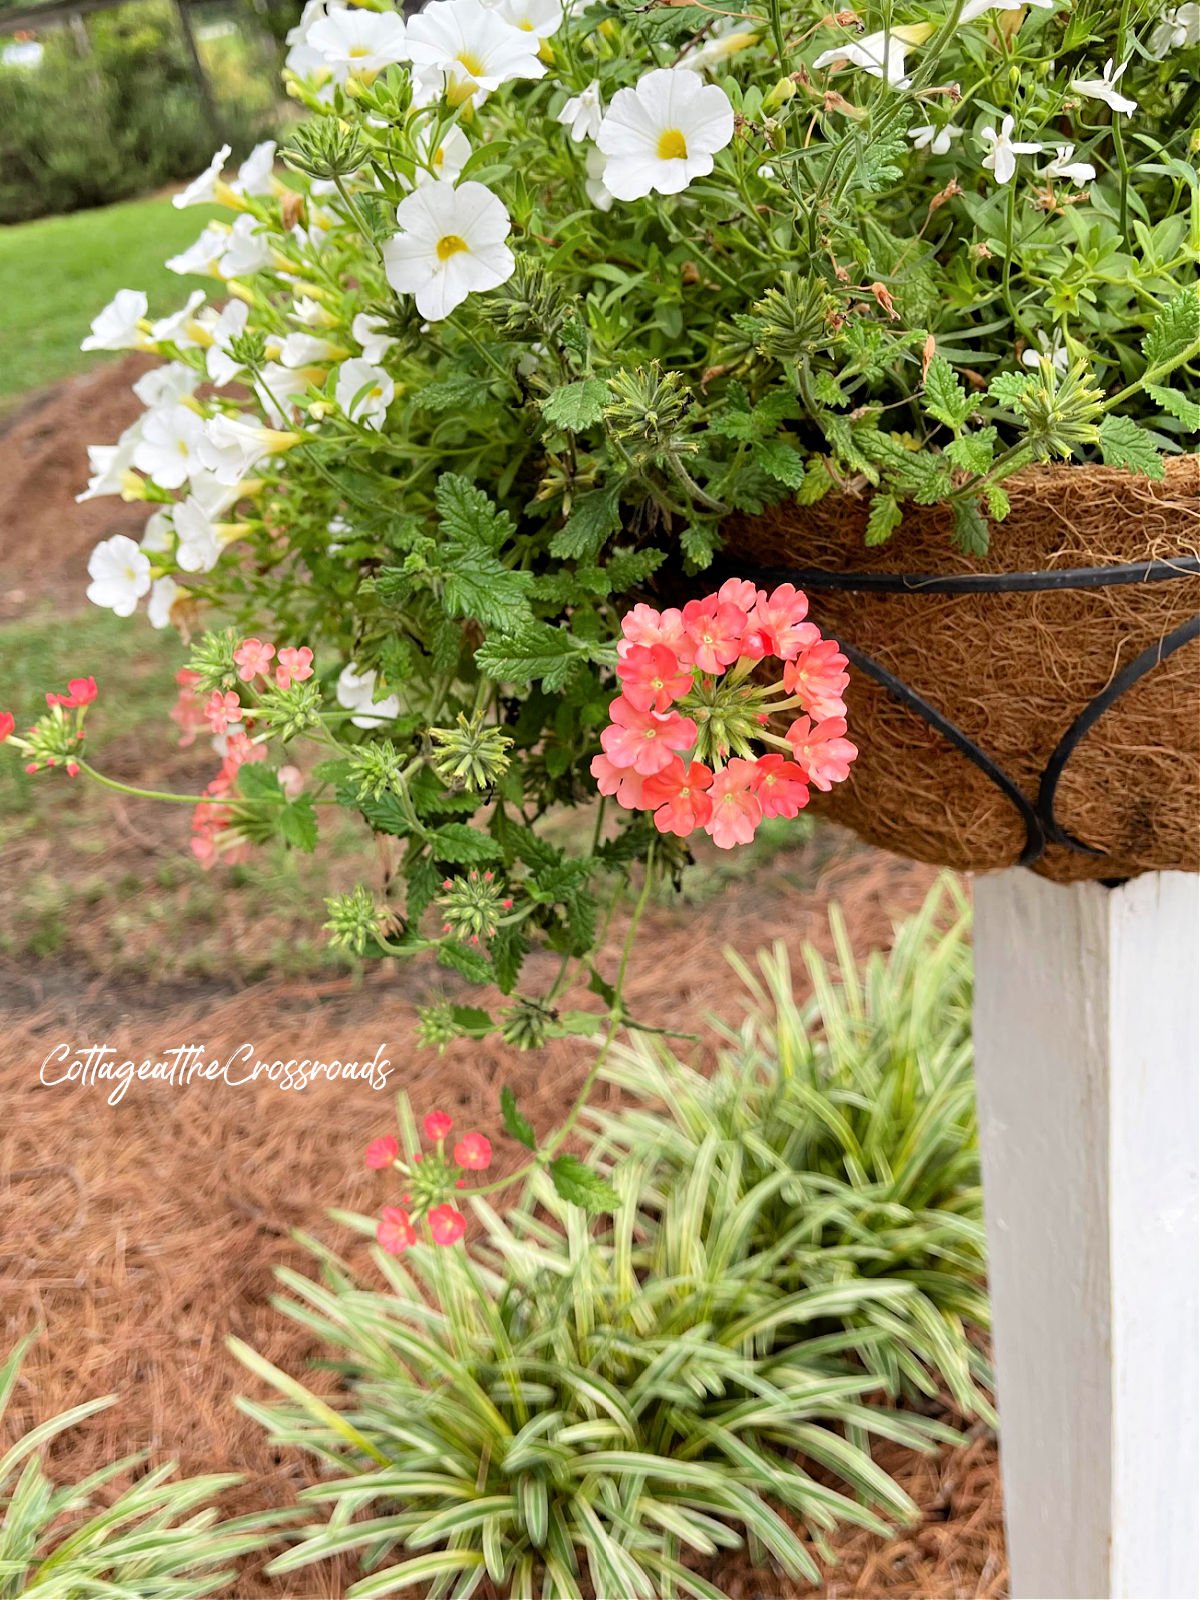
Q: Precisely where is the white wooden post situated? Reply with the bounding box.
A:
[973,869,1200,1600]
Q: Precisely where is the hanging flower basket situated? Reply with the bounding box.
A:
[724,456,1200,883]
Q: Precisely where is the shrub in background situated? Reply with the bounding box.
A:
[0,1331,273,1598]
[589,876,990,1418]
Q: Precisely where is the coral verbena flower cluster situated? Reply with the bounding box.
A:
[0,676,98,777]
[364,1109,494,1252]
[593,582,857,848]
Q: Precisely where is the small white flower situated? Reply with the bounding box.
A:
[254,361,312,426]
[407,0,546,105]
[87,535,152,616]
[1148,4,1199,57]
[979,115,1043,185]
[908,121,963,156]
[585,145,613,211]
[132,403,207,489]
[81,289,147,352]
[199,413,282,484]
[141,509,175,553]
[148,575,181,629]
[174,497,223,573]
[1043,143,1096,186]
[1022,328,1069,373]
[337,664,401,727]
[219,213,273,279]
[148,289,207,347]
[166,224,228,279]
[812,25,930,89]
[188,472,244,519]
[383,179,514,322]
[352,311,396,363]
[133,362,200,409]
[678,21,759,72]
[293,295,333,328]
[204,300,251,386]
[960,0,1056,23]
[76,437,137,503]
[231,140,278,197]
[1071,58,1138,117]
[557,80,603,143]
[491,0,563,39]
[174,145,231,209]
[336,357,394,428]
[307,6,409,78]
[412,122,471,186]
[597,66,734,202]
[279,330,343,367]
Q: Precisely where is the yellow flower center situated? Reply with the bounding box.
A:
[436,234,469,261]
[349,44,369,57]
[455,49,484,76]
[657,128,688,161]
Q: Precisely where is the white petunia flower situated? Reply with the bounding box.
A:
[383,179,515,321]
[678,21,759,72]
[557,79,603,143]
[491,0,563,39]
[413,121,471,186]
[147,575,181,629]
[141,509,175,553]
[81,289,147,352]
[812,24,931,88]
[187,472,244,520]
[87,535,152,616]
[254,361,313,426]
[1148,4,1199,57]
[407,0,546,105]
[279,330,343,367]
[1043,143,1096,186]
[1022,328,1069,373]
[908,121,963,155]
[76,437,137,502]
[148,289,207,348]
[335,357,395,428]
[198,413,294,484]
[293,295,334,327]
[219,213,273,279]
[585,145,613,211]
[174,145,232,209]
[231,140,278,197]
[960,0,1056,23]
[979,115,1043,185]
[307,6,409,78]
[132,404,207,489]
[596,67,734,202]
[337,664,401,727]
[173,497,223,573]
[166,223,228,277]
[133,361,200,409]
[204,300,251,386]
[352,311,396,363]
[1071,58,1138,116]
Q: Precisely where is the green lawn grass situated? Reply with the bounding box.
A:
[0,194,219,405]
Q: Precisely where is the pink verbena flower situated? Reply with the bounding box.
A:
[748,585,820,661]
[751,753,810,819]
[453,1132,492,1171]
[365,1135,399,1169]
[0,713,15,742]
[619,603,686,657]
[377,1206,416,1253]
[428,1203,467,1245]
[50,676,99,709]
[641,758,714,837]
[680,597,746,675]
[599,697,698,777]
[590,752,647,810]
[717,577,760,613]
[423,1110,453,1141]
[616,644,692,713]
[233,637,275,682]
[786,716,858,791]
[275,646,314,689]
[706,758,763,849]
[204,690,242,734]
[783,640,851,719]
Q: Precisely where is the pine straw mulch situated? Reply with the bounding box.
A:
[2,836,1006,1599]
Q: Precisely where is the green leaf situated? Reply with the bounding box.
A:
[451,1004,493,1036]
[755,437,809,488]
[865,494,903,547]
[945,426,997,477]
[951,499,989,556]
[548,1154,620,1214]
[430,824,503,865]
[542,378,609,431]
[549,484,622,560]
[500,1085,537,1150]
[985,484,1010,521]
[795,457,833,505]
[680,519,719,569]
[413,375,488,414]
[437,940,494,984]
[436,473,514,553]
[279,796,319,852]
[443,555,534,632]
[987,371,1031,407]
[1097,414,1165,479]
[491,919,529,994]
[923,357,972,430]
[857,132,906,193]
[476,622,584,692]
[1144,383,1200,433]
[1142,284,1200,377]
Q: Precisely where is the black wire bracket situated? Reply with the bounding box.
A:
[728,555,1200,870]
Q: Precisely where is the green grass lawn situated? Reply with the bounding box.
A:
[0,193,220,406]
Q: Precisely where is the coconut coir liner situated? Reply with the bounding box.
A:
[724,456,1200,883]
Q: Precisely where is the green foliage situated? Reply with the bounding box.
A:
[586,879,991,1419]
[0,1332,275,1597]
